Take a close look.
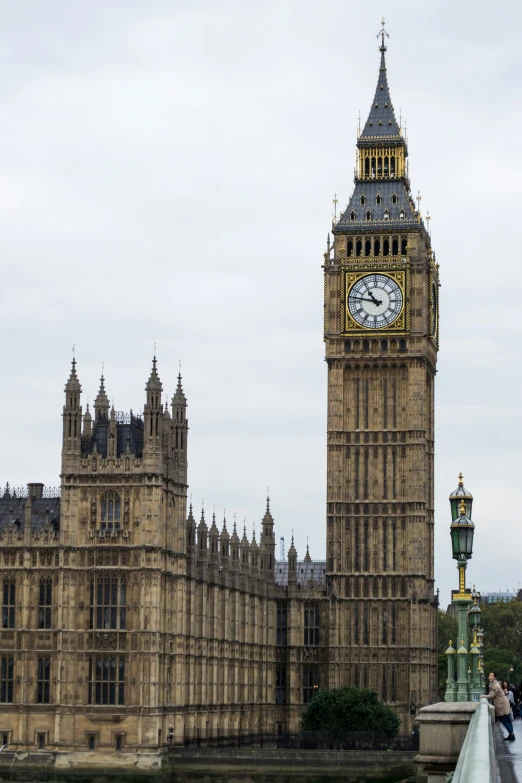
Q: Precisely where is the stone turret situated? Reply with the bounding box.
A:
[220,517,230,570]
[62,358,82,459]
[230,521,240,572]
[94,373,109,421]
[288,536,297,585]
[260,495,276,579]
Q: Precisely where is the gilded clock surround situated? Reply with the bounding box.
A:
[341,267,409,334]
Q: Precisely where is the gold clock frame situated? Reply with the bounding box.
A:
[341,268,409,335]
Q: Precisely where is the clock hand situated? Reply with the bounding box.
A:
[366,289,383,306]
[350,296,380,304]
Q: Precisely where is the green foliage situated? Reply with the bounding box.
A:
[481,601,522,662]
[438,610,458,655]
[301,686,400,738]
[483,647,516,685]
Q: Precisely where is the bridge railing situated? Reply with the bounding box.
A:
[447,697,495,783]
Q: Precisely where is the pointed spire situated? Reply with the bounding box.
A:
[65,357,81,393]
[359,21,399,140]
[304,537,312,562]
[288,534,297,557]
[94,370,109,420]
[146,355,162,391]
[172,369,187,406]
[187,501,195,524]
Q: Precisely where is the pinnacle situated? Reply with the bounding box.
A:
[146,355,162,391]
[65,358,81,393]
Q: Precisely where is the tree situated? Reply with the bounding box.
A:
[438,610,458,654]
[438,610,458,699]
[481,600,522,664]
[301,686,400,738]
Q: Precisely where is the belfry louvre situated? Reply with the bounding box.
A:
[0,38,438,755]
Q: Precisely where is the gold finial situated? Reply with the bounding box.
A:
[473,631,478,646]
[332,192,338,223]
[449,639,452,646]
[458,472,464,487]
[459,499,466,516]
[377,18,389,51]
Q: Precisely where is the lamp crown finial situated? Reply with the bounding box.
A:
[459,498,466,515]
[458,472,464,487]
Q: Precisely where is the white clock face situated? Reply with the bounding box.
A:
[347,274,403,329]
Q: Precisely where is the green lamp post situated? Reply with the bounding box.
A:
[445,474,478,702]
[468,599,482,699]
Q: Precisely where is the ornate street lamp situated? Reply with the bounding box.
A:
[445,474,481,702]
[450,499,475,597]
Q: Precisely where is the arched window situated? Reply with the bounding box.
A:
[362,339,370,352]
[350,211,356,222]
[392,193,398,204]
[371,157,376,176]
[344,340,351,353]
[383,238,390,256]
[383,210,390,221]
[392,237,399,256]
[364,158,370,176]
[376,194,382,205]
[399,210,405,219]
[390,156,396,176]
[365,239,371,256]
[101,492,121,531]
[91,575,126,630]
[384,156,389,175]
[374,238,381,256]
[381,339,388,352]
[347,239,353,257]
[366,210,372,221]
[356,239,363,257]
[377,157,382,176]
[401,237,408,255]
[360,195,366,205]
[399,339,407,353]
[88,656,125,706]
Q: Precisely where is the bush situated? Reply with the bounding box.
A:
[301,686,400,738]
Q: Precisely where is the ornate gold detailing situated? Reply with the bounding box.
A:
[341,255,408,270]
[340,268,408,334]
[459,499,466,516]
[458,472,463,487]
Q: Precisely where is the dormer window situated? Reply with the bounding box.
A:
[374,103,379,108]
[399,210,405,219]
[350,211,356,222]
[360,195,366,205]
[392,193,398,204]
[366,210,372,221]
[383,210,390,221]
[384,103,389,108]
[376,194,382,205]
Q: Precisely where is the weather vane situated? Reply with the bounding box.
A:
[377,19,389,51]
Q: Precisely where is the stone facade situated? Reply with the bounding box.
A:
[0,39,438,755]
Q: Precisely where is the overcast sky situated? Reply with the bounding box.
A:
[1,0,521,605]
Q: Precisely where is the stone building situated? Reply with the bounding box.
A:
[0,33,438,755]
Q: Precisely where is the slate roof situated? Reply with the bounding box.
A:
[0,497,60,535]
[274,560,326,587]
[335,180,420,233]
[82,413,144,458]
[360,48,400,141]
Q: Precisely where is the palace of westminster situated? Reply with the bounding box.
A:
[0,33,440,755]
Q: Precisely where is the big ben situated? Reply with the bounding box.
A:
[324,25,439,729]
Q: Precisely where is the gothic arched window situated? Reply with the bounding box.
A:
[376,194,382,205]
[392,193,398,204]
[101,492,121,531]
[350,211,356,222]
[366,210,372,221]
[360,195,366,205]
[392,237,399,256]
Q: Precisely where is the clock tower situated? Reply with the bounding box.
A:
[323,27,439,728]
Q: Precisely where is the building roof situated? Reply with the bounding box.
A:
[0,496,60,535]
[81,412,144,458]
[274,560,326,587]
[360,47,400,141]
[335,179,419,233]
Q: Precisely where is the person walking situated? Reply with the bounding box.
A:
[503,681,515,721]
[486,672,515,741]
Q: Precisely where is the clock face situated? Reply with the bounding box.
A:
[431,281,438,337]
[347,274,403,329]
